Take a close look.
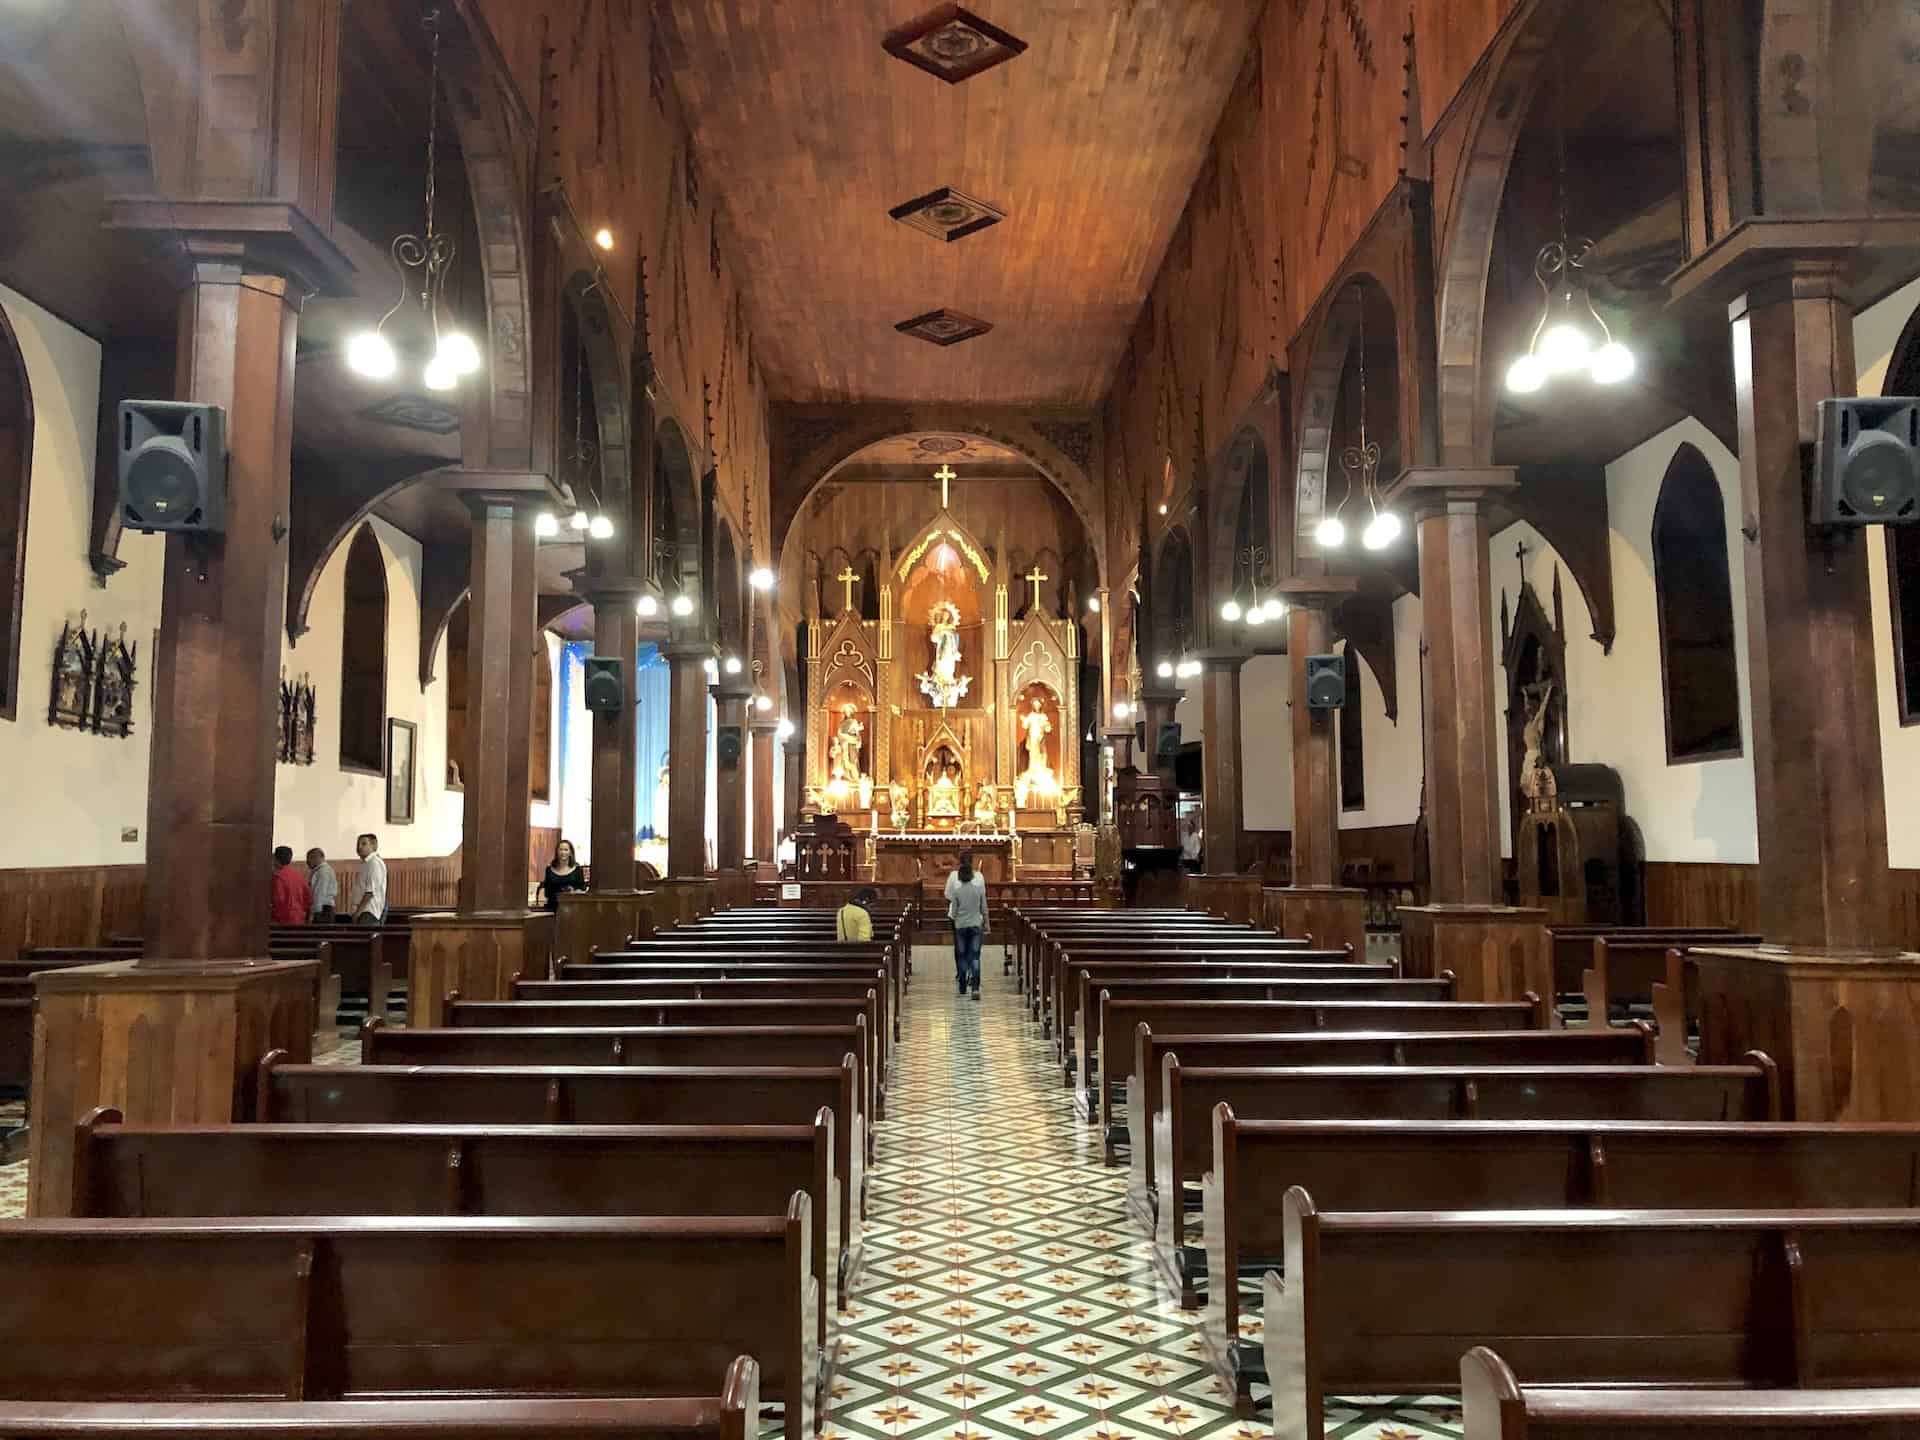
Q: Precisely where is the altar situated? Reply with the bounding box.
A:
[873,833,1013,902]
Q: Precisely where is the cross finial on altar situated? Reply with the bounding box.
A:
[934,464,957,509]
[836,564,860,612]
[1024,563,1049,611]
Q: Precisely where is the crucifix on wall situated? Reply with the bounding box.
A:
[935,464,956,509]
[836,564,861,613]
[1024,564,1049,612]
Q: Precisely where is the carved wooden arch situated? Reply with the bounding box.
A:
[777,414,1105,586]
[1754,0,1893,216]
[713,514,745,656]
[1335,591,1398,724]
[1149,525,1195,665]
[561,269,631,513]
[1008,612,1072,698]
[818,609,878,699]
[0,300,31,722]
[653,415,703,612]
[1432,0,1569,467]
[895,511,995,591]
[1204,402,1283,642]
[286,455,456,644]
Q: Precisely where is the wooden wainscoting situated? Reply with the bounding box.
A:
[1642,862,1920,949]
[1244,825,1419,889]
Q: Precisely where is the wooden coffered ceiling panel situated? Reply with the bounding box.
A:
[660,1,1266,407]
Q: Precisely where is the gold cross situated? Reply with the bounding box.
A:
[1024,564,1049,611]
[934,464,957,509]
[836,565,860,611]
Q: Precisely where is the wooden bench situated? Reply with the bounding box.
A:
[1205,1112,1920,1409]
[1121,1024,1660,1220]
[0,1364,759,1440]
[1461,1346,1920,1440]
[1012,913,1258,1011]
[1153,1054,1782,1305]
[1089,994,1545,1136]
[73,1108,841,1344]
[1583,936,1760,1059]
[0,1213,818,1440]
[1263,1195,1920,1440]
[515,974,893,1046]
[1547,925,1745,1000]
[1047,942,1342,1041]
[1025,920,1268,1019]
[257,1053,865,1305]
[584,943,904,1012]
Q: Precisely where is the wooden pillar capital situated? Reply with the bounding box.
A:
[1386,465,1519,522]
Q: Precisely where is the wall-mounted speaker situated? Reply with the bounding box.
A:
[1305,653,1346,710]
[583,656,624,713]
[118,400,225,534]
[717,725,744,770]
[1814,398,1920,526]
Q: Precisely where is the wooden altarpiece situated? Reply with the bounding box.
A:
[804,606,882,819]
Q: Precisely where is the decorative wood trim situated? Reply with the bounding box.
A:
[0,301,30,723]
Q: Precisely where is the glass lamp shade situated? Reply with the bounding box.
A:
[1505,354,1547,394]
[534,512,560,539]
[347,331,398,380]
[1156,661,1174,679]
[670,594,695,617]
[1361,511,1403,550]
[635,594,660,618]
[1112,702,1131,720]
[1262,597,1287,622]
[1590,342,1635,385]
[569,509,592,532]
[777,718,795,740]
[754,694,773,713]
[749,567,775,591]
[1219,599,1243,623]
[436,332,482,376]
[1539,321,1593,375]
[422,355,458,391]
[1245,606,1267,628]
[724,656,743,675]
[1314,515,1347,549]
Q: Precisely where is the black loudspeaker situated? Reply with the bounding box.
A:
[1155,722,1182,762]
[717,725,744,770]
[1814,398,1920,525]
[118,400,225,534]
[583,656,624,713]
[1305,654,1346,710]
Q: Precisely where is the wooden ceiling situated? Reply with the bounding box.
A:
[660,0,1266,407]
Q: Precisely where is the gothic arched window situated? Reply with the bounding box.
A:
[338,524,388,773]
[1886,312,1920,725]
[0,304,30,722]
[1652,445,1742,761]
[1339,648,1365,811]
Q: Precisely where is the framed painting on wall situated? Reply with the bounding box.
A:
[386,717,416,825]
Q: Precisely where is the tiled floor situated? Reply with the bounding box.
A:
[826,948,1460,1440]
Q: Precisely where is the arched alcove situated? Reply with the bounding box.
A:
[714,521,744,658]
[0,303,31,722]
[654,419,701,612]
[1293,276,1402,570]
[339,524,388,773]
[1652,444,1741,762]
[1339,645,1366,812]
[1150,527,1194,669]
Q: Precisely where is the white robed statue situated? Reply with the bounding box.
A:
[1015,696,1058,806]
[916,600,971,709]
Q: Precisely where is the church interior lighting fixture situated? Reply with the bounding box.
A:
[777,717,795,740]
[670,593,695,618]
[704,658,719,680]
[754,693,773,713]
[1112,701,1131,720]
[1322,297,1401,551]
[345,11,482,394]
[1221,544,1287,627]
[1156,660,1174,679]
[1087,595,1101,613]
[749,567,775,591]
[723,655,742,675]
[1503,59,1633,395]
[593,227,615,252]
[634,590,660,618]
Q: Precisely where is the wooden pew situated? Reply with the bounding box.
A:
[1153,1054,1781,1306]
[1583,935,1757,1058]
[0,1212,818,1440]
[1263,1195,1920,1440]
[1122,1024,1660,1220]
[1206,1112,1920,1409]
[1090,994,1545,1136]
[1074,971,1448,1105]
[1012,912,1256,1013]
[1547,925,1744,1001]
[583,942,903,1014]
[0,1359,760,1440]
[258,1054,865,1306]
[514,975,892,1049]
[73,1108,841,1347]
[1461,1347,1920,1440]
[1027,920,1268,1020]
[1047,942,1344,1043]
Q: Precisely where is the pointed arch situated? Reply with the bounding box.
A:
[1652,443,1741,762]
[339,524,389,774]
[1339,643,1366,812]
[0,302,31,722]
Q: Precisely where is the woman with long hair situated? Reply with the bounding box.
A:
[944,850,988,1000]
[540,837,589,911]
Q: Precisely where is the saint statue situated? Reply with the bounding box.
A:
[1020,698,1053,776]
[926,752,963,817]
[1519,681,1557,811]
[916,600,971,708]
[829,703,866,784]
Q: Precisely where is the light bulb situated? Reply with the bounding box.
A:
[1220,599,1243,623]
[777,718,795,740]
[755,694,773,713]
[588,515,615,540]
[1539,321,1593,375]
[436,331,482,376]
[1157,503,1168,516]
[1361,513,1396,551]
[422,355,457,391]
[749,567,775,591]
[1374,511,1404,546]
[670,594,695,617]
[346,331,397,379]
[724,656,742,675]
[635,594,659,618]
[1113,702,1131,720]
[1180,660,1201,680]
[1314,515,1347,548]
[535,512,560,539]
[1505,354,1547,394]
[1156,660,1174,679]
[1245,606,1267,628]
[594,227,615,251]
[1087,596,1101,613]
[1590,341,1635,385]
[569,509,592,532]
[705,659,718,680]
[1263,597,1287,622]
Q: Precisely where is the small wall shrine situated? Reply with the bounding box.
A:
[48,612,138,739]
[277,669,318,766]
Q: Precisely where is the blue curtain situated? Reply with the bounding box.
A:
[634,642,671,839]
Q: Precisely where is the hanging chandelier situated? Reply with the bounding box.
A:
[346,10,482,392]
[1504,64,1633,395]
[1320,298,1401,551]
[1219,544,1287,628]
[537,331,613,541]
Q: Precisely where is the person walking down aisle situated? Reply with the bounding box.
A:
[945,852,987,999]
[837,887,875,942]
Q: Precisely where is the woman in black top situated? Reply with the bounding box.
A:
[541,837,589,910]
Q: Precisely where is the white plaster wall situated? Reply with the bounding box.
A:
[275,515,462,859]
[1240,652,1293,830]
[0,284,165,867]
[1856,273,1920,869]
[1339,593,1424,830]
[529,630,564,839]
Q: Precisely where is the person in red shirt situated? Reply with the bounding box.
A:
[270,845,312,925]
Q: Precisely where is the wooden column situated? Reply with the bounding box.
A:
[751,720,778,863]
[782,731,806,846]
[1198,654,1246,876]
[714,679,750,871]
[665,643,714,877]
[1269,578,1367,953]
[1389,468,1548,1000]
[587,584,644,891]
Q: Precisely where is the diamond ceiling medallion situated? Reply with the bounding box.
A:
[890,186,1006,243]
[883,5,1028,85]
[896,309,994,348]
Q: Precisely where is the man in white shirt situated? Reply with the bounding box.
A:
[306,847,339,923]
[353,832,388,924]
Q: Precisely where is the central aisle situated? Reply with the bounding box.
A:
[827,947,1459,1440]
